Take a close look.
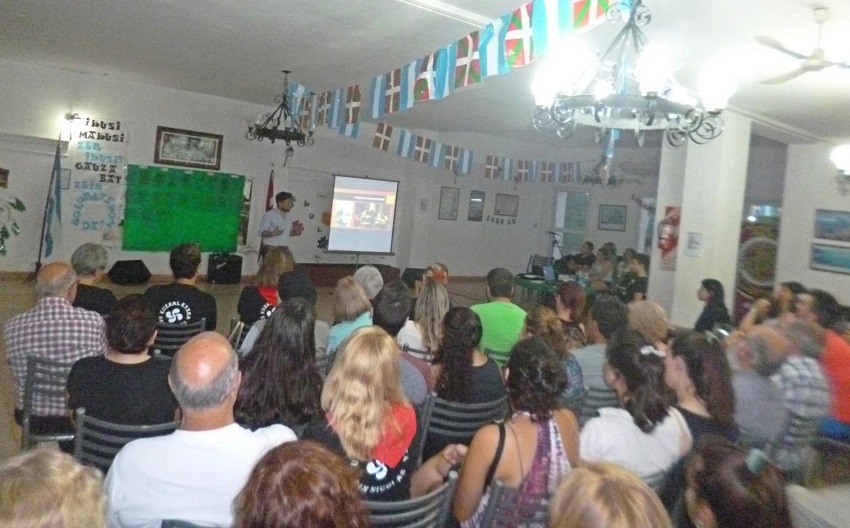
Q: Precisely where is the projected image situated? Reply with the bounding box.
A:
[328,176,398,254]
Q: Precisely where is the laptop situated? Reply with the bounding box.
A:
[542,265,556,282]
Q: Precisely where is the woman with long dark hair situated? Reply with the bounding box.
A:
[580,329,691,477]
[423,308,505,460]
[694,279,732,332]
[235,298,323,434]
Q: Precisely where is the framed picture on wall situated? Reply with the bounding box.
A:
[810,243,850,275]
[598,204,627,231]
[468,190,485,221]
[495,193,519,217]
[438,186,460,221]
[814,209,850,243]
[154,126,223,171]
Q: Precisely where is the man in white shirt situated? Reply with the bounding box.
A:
[105,332,296,528]
[258,191,295,260]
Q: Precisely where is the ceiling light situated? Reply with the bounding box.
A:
[532,0,735,154]
[246,70,315,147]
[831,145,850,175]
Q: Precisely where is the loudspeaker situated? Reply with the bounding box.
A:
[208,253,242,284]
[108,260,152,285]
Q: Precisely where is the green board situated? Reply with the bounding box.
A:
[123,165,245,252]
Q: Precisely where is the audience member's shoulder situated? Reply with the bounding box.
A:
[70,304,108,323]
[248,423,297,445]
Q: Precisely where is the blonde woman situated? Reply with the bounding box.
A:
[302,326,419,501]
[629,300,672,351]
[550,461,672,528]
[398,278,451,359]
[0,449,107,528]
[327,277,372,352]
[237,247,294,327]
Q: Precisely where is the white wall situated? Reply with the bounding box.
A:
[0,58,659,277]
[776,143,850,304]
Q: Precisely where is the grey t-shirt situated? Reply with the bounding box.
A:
[399,357,427,406]
[571,343,607,390]
[733,370,785,443]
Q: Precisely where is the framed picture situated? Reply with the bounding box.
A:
[154,126,223,171]
[810,243,850,275]
[438,186,460,221]
[598,204,627,231]
[814,209,850,243]
[495,193,519,217]
[468,190,485,222]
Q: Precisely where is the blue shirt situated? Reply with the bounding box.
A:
[328,312,372,352]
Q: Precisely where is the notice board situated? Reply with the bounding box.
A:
[123,165,245,252]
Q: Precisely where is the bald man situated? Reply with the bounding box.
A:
[105,333,296,528]
[4,261,107,438]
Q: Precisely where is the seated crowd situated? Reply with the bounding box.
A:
[3,239,850,528]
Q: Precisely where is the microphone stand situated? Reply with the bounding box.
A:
[550,232,564,260]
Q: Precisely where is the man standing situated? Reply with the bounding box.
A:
[144,242,216,330]
[105,332,296,527]
[471,268,526,354]
[258,191,296,260]
[4,262,107,436]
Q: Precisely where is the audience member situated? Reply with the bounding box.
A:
[143,242,217,330]
[240,272,329,357]
[397,277,450,359]
[66,294,178,425]
[727,330,786,445]
[105,332,296,526]
[554,281,587,348]
[424,307,506,460]
[572,299,629,390]
[235,298,323,435]
[451,337,578,526]
[629,300,672,351]
[4,262,107,440]
[580,329,691,477]
[302,326,419,501]
[471,267,527,353]
[694,279,733,332]
[327,277,372,352]
[739,281,804,333]
[233,440,369,528]
[550,461,672,528]
[589,247,616,292]
[352,264,383,301]
[685,437,792,528]
[523,305,584,414]
[799,289,850,440]
[237,246,292,327]
[618,247,636,276]
[0,449,107,528]
[70,242,117,316]
[619,253,649,303]
[666,330,738,442]
[371,281,431,403]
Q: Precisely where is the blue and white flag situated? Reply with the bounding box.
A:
[328,88,344,129]
[531,0,572,59]
[396,129,415,158]
[338,120,360,139]
[480,14,511,78]
[368,73,387,119]
[430,141,445,168]
[459,149,474,175]
[44,140,62,257]
[400,59,422,111]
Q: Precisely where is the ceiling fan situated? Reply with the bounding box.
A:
[756,6,850,84]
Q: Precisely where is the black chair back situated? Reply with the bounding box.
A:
[418,394,508,465]
[579,386,620,427]
[364,471,458,528]
[20,355,75,449]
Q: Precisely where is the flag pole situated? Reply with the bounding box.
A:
[26,136,62,282]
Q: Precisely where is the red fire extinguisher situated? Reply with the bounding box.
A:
[657,208,680,255]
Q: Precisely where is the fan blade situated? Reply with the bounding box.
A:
[760,68,808,84]
[755,36,809,60]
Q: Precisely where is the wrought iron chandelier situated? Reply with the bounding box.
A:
[532,0,735,150]
[246,70,315,147]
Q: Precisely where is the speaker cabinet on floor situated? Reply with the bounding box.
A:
[108,260,152,285]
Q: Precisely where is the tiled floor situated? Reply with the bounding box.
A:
[0,276,489,462]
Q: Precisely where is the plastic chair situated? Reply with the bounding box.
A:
[579,386,620,427]
[478,480,550,527]
[20,356,76,449]
[73,407,180,473]
[402,344,433,363]
[417,393,509,465]
[152,318,206,357]
[364,471,458,528]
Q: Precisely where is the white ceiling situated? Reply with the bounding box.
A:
[1,0,849,146]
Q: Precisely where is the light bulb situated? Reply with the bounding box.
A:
[831,145,850,174]
[698,61,736,111]
[593,80,613,100]
[634,43,674,95]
